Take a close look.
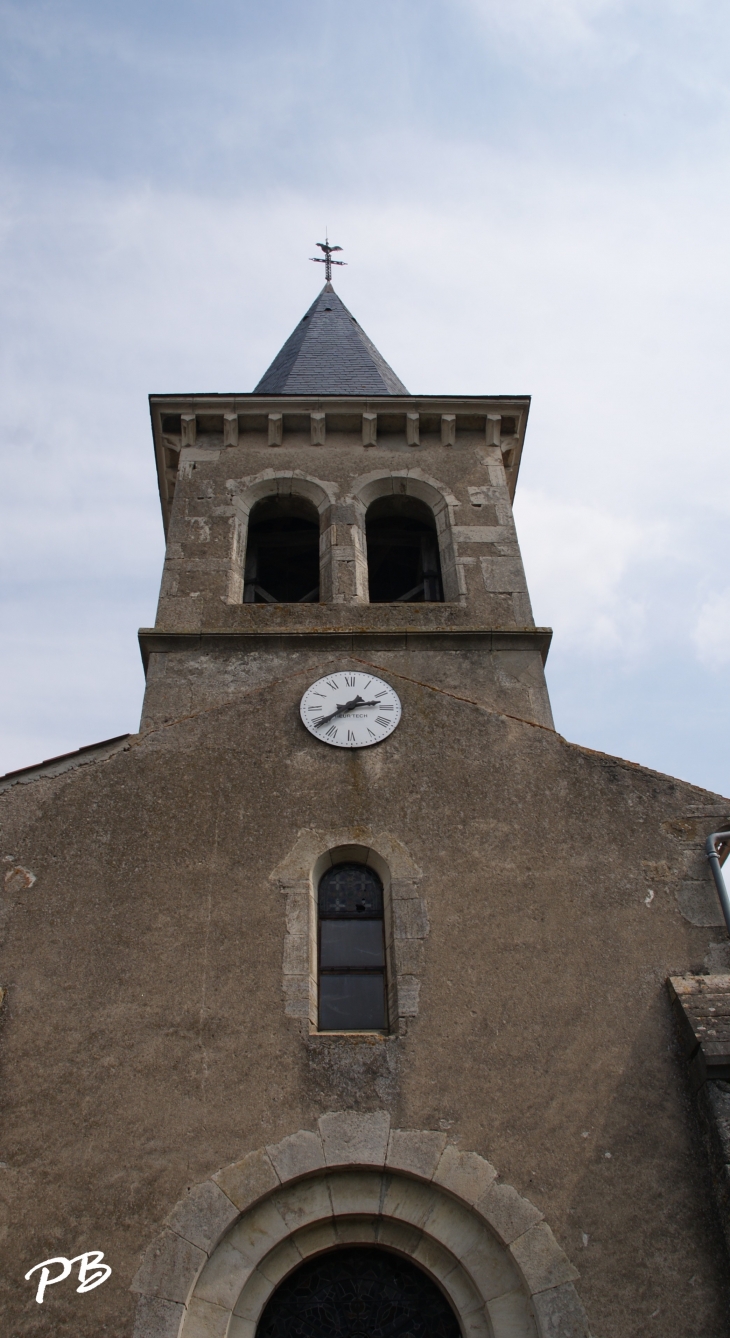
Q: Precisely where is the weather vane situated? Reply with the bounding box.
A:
[310,235,346,282]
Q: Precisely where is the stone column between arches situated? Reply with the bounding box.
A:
[131,1112,591,1338]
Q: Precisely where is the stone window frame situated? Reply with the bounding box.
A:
[271,828,428,1037]
[130,1110,591,1338]
[350,469,464,605]
[226,471,338,604]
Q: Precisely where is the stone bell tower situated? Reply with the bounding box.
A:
[141,280,553,734]
[5,255,730,1338]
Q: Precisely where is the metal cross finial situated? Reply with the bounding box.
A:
[310,235,346,282]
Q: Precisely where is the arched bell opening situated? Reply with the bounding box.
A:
[365,496,443,603]
[244,495,320,604]
[256,1245,463,1338]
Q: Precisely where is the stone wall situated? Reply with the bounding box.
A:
[2,672,730,1333]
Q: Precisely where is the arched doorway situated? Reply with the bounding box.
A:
[256,1246,461,1338]
[365,496,443,603]
[244,496,320,603]
[131,1112,590,1338]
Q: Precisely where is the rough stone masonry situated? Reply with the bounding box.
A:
[2,283,730,1337]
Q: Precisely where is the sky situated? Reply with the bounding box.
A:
[1,0,730,793]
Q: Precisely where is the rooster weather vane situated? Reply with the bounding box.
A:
[310,235,346,282]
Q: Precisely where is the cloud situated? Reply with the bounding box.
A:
[693,592,730,670]
[1,0,730,788]
[456,0,622,53]
[516,491,667,654]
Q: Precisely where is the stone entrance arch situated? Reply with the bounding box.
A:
[131,1113,590,1338]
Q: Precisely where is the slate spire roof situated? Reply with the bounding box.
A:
[254,283,408,395]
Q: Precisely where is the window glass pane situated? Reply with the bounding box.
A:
[319,863,383,918]
[257,1246,462,1338]
[320,920,385,968]
[319,974,386,1030]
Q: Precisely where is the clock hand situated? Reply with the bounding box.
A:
[313,695,381,728]
[314,697,360,727]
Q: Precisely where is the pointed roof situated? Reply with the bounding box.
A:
[254,283,408,395]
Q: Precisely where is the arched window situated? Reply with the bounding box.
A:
[318,863,386,1031]
[365,496,443,603]
[244,496,319,603]
[257,1247,462,1338]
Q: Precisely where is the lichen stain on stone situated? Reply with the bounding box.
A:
[3,866,36,895]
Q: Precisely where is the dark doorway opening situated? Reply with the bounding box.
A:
[256,1246,462,1338]
[244,496,319,604]
[366,497,443,603]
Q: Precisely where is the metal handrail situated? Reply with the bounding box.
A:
[705,831,730,935]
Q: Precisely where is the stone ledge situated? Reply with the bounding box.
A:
[668,975,730,1086]
[138,626,553,672]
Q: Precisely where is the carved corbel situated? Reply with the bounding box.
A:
[223,413,239,447]
[310,412,326,446]
[268,413,283,447]
[485,414,501,447]
[362,413,377,447]
[441,414,456,447]
[181,414,196,447]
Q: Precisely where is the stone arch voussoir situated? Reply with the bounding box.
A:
[131,1113,591,1338]
[224,471,339,605]
[228,469,339,518]
[349,471,463,602]
[350,468,458,517]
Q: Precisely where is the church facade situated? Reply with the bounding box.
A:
[2,275,730,1336]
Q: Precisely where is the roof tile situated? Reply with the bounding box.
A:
[255,283,408,395]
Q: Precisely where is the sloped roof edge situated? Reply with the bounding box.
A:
[255,283,408,395]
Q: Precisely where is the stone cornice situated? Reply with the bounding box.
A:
[138,626,552,674]
[149,392,531,532]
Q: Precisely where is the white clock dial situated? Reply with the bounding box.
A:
[300,671,402,749]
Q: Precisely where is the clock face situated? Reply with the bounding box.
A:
[300,671,402,749]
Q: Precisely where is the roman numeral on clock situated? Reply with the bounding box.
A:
[375,716,390,727]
